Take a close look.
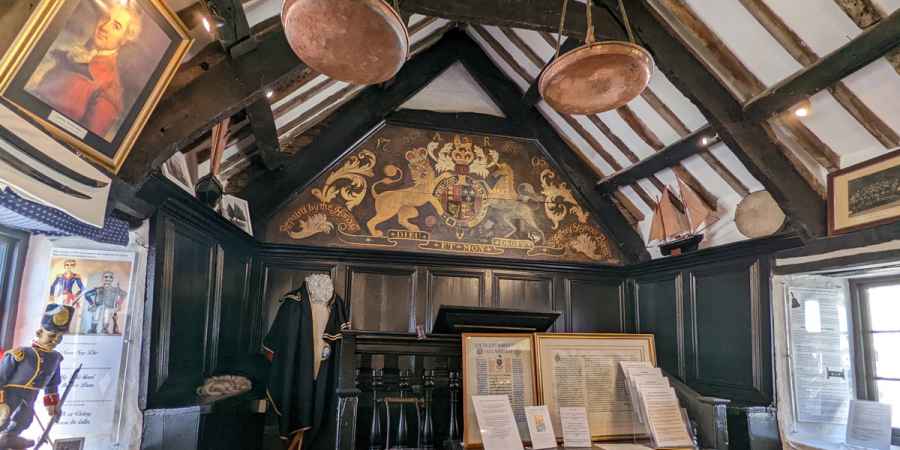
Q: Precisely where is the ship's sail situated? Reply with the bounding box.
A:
[677,176,716,232]
[648,179,716,245]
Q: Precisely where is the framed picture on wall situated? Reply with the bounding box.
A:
[462,333,537,448]
[533,333,656,441]
[0,0,192,173]
[828,148,900,235]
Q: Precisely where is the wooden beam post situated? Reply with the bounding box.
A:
[743,8,900,121]
[601,0,827,238]
[119,28,306,184]
[400,0,626,42]
[596,125,714,194]
[246,98,288,169]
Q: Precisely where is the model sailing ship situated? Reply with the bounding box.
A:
[649,176,716,256]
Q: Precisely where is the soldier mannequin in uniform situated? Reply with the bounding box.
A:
[264,273,350,450]
[0,304,73,449]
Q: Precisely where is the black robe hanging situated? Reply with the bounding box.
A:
[263,282,351,449]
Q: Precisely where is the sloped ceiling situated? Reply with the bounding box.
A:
[163,0,900,259]
[649,0,900,186]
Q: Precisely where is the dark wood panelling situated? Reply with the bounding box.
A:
[568,278,626,333]
[492,272,553,311]
[216,253,253,369]
[684,258,772,404]
[347,266,416,332]
[634,274,682,379]
[150,216,217,407]
[427,270,485,328]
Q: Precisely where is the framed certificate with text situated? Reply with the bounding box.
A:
[534,333,656,441]
[462,333,538,448]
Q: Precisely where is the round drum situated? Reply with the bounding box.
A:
[539,41,653,115]
[735,190,786,238]
[282,0,409,85]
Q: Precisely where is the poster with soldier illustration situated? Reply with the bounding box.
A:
[26,248,136,449]
[47,249,132,336]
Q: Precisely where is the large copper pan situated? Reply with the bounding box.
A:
[539,41,653,115]
[281,0,409,85]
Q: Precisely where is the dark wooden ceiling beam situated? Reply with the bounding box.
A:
[639,88,751,197]
[596,125,713,194]
[205,0,253,53]
[400,0,626,42]
[386,109,528,138]
[118,1,627,185]
[600,0,827,238]
[119,27,306,184]
[743,8,900,121]
[246,98,288,169]
[738,0,899,148]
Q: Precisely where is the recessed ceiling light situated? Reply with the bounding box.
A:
[794,106,809,118]
[265,90,274,99]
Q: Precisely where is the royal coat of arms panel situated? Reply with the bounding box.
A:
[265,125,622,264]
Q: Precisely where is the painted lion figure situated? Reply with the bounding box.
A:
[366,147,446,236]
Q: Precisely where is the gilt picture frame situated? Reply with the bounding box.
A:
[0,0,192,173]
[828,148,900,235]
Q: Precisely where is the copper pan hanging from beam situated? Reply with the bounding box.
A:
[281,0,409,85]
[538,0,653,115]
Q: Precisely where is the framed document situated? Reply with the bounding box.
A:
[462,333,537,448]
[534,333,656,441]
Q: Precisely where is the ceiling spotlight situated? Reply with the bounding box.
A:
[265,90,274,99]
[792,99,812,118]
[700,133,719,146]
[202,16,212,34]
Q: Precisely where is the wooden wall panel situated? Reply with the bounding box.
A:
[427,270,485,327]
[216,254,252,370]
[347,266,415,332]
[149,217,218,407]
[568,278,626,333]
[634,275,682,379]
[492,272,553,311]
[685,259,771,404]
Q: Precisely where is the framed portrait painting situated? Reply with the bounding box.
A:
[828,148,900,235]
[0,0,192,173]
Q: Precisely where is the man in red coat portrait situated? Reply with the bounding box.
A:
[27,4,143,139]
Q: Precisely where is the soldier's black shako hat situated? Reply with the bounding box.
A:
[42,304,74,333]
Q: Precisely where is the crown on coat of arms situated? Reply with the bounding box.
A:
[450,135,474,166]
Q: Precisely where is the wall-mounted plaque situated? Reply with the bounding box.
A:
[534,333,656,441]
[462,333,537,448]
